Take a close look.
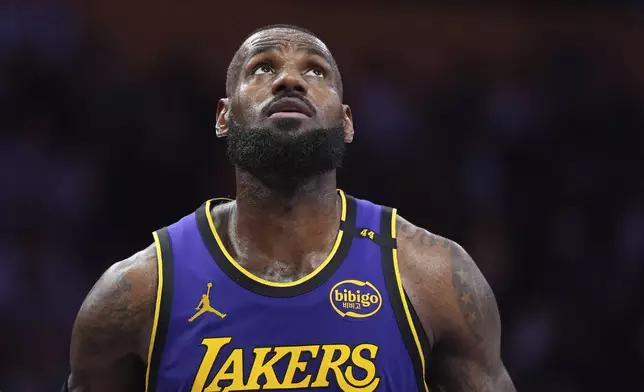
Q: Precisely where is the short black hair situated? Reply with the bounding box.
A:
[244,24,321,42]
[225,24,342,98]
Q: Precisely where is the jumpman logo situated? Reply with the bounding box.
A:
[188,282,226,322]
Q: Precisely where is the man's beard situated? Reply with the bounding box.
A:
[226,115,346,181]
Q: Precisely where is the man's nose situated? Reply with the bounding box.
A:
[271,68,307,96]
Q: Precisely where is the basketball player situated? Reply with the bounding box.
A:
[63,25,515,391]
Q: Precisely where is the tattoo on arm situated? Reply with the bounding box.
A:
[68,246,156,391]
[450,244,495,346]
[387,215,515,391]
[437,242,515,392]
[82,273,132,338]
[399,221,451,249]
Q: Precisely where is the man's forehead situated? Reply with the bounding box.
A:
[241,28,329,56]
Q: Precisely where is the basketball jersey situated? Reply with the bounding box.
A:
[145,190,432,392]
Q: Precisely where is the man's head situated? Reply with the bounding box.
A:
[215,24,354,181]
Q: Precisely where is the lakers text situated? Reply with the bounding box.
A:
[191,337,381,392]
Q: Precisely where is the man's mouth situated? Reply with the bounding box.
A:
[267,98,314,118]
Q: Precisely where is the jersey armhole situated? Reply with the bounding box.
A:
[380,206,433,392]
[146,227,175,392]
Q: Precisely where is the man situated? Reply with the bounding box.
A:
[64,24,515,392]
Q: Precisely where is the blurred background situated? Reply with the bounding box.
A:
[1,0,644,391]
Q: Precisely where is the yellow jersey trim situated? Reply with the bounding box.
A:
[391,208,430,392]
[145,232,164,392]
[204,189,347,288]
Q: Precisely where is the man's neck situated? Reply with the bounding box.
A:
[229,169,341,270]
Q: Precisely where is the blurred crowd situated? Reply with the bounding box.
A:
[1,2,643,391]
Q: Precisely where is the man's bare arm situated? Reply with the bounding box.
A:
[66,244,157,391]
[431,241,515,391]
[396,216,515,392]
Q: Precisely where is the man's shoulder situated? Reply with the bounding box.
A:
[393,214,481,337]
[70,244,159,365]
[97,244,159,312]
[393,213,501,345]
[394,213,457,275]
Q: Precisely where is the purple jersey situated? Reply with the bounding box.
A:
[145,190,432,392]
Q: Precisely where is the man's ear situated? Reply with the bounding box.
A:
[342,104,354,143]
[215,98,230,137]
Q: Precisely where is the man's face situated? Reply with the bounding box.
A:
[216,28,354,180]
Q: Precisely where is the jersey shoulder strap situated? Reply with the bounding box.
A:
[379,206,433,392]
[146,226,174,392]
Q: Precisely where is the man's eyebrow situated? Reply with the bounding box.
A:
[244,45,332,63]
[300,46,332,63]
[245,45,278,60]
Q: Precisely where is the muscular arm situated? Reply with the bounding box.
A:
[431,241,515,391]
[66,244,158,391]
[396,216,515,392]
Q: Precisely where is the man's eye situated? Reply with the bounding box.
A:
[304,67,325,78]
[253,64,275,75]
